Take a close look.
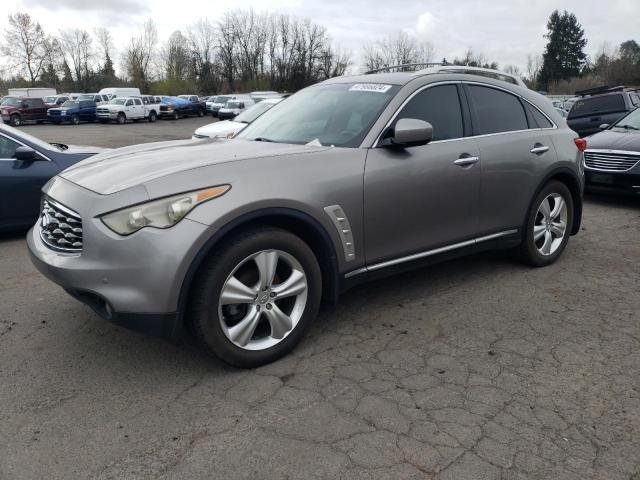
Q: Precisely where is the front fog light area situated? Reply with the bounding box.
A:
[101,185,230,235]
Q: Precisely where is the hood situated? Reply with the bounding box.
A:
[194,120,244,138]
[586,129,640,152]
[64,144,111,154]
[60,138,331,195]
[0,106,18,113]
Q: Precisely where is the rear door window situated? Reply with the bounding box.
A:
[0,135,21,159]
[568,95,625,118]
[395,84,464,141]
[467,85,528,135]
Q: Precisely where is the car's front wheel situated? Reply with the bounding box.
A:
[189,228,322,368]
[117,113,126,125]
[519,181,573,267]
[70,114,80,125]
[10,114,21,127]
[172,111,179,120]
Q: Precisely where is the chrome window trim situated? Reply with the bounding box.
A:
[344,229,518,279]
[370,81,557,149]
[0,132,52,162]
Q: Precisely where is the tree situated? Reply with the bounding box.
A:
[123,19,158,90]
[363,31,435,72]
[95,27,117,82]
[187,18,219,94]
[58,29,94,90]
[2,13,53,86]
[539,10,587,89]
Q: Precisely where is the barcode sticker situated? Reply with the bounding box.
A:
[349,84,392,93]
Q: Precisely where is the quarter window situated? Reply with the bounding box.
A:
[468,85,528,135]
[525,103,554,128]
[395,85,464,141]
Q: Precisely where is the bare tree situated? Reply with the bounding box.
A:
[362,31,434,71]
[187,18,219,93]
[2,13,53,85]
[123,19,158,89]
[526,53,543,87]
[162,30,191,80]
[58,29,93,90]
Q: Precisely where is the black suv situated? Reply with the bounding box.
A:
[583,106,640,195]
[567,86,640,138]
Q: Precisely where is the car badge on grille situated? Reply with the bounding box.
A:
[41,210,54,231]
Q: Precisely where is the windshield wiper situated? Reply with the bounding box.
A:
[254,137,276,142]
[614,124,640,131]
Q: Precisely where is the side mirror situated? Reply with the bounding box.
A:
[599,123,610,130]
[14,146,38,162]
[382,118,433,148]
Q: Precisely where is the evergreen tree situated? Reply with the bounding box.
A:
[101,52,116,79]
[539,10,587,89]
[60,60,75,92]
[39,62,59,87]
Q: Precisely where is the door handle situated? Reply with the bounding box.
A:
[454,156,480,167]
[530,145,550,155]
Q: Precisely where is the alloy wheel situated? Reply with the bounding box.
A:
[218,249,308,351]
[533,193,568,256]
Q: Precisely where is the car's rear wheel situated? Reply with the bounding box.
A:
[148,111,157,122]
[197,109,204,117]
[117,113,126,125]
[10,114,21,127]
[172,111,179,120]
[518,181,573,267]
[189,228,322,368]
[70,114,80,125]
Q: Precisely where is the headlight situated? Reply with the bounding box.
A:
[101,185,230,235]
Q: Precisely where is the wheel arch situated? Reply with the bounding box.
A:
[535,167,583,235]
[177,207,341,328]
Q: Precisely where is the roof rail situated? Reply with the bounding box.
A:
[575,85,625,97]
[365,63,444,74]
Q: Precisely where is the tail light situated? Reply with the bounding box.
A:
[574,138,587,152]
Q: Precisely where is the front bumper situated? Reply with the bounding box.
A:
[217,111,236,120]
[585,168,640,195]
[27,178,213,338]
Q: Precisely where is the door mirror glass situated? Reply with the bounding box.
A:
[14,146,38,161]
[599,123,610,130]
[384,118,433,148]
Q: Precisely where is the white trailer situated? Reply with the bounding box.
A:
[7,87,56,98]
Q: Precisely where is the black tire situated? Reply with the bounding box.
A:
[172,111,180,120]
[518,181,573,267]
[117,113,126,125]
[197,109,204,117]
[189,227,322,368]
[10,114,21,127]
[70,114,80,125]
[148,111,157,123]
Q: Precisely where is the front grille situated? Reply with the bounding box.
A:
[96,107,109,114]
[584,151,640,172]
[48,110,61,116]
[40,198,83,253]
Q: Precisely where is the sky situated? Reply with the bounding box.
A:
[6,0,640,75]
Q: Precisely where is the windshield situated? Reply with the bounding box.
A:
[237,83,399,147]
[77,95,93,101]
[43,96,56,103]
[1,97,21,107]
[110,98,127,105]
[62,101,78,108]
[611,108,640,131]
[234,101,278,124]
[214,96,230,104]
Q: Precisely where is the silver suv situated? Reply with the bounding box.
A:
[28,69,585,367]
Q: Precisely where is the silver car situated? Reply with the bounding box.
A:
[28,70,585,367]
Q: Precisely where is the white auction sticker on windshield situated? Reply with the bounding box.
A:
[349,83,392,93]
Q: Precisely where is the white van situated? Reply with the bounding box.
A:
[8,87,56,98]
[98,87,142,99]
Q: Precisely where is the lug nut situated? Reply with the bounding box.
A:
[266,304,272,310]
[270,292,276,297]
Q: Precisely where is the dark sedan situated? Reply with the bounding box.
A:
[0,124,107,231]
[583,107,640,195]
